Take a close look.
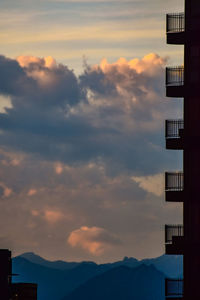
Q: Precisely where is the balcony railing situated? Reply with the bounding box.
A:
[165,172,184,192]
[165,225,184,244]
[166,13,185,33]
[165,120,184,139]
[165,279,183,298]
[166,67,184,86]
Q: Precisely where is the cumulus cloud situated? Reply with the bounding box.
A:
[0,53,182,175]
[17,56,59,87]
[132,173,164,196]
[68,226,121,256]
[0,53,183,261]
[17,55,56,69]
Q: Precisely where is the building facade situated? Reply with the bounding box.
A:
[165,0,200,299]
[0,249,37,300]
[0,249,12,299]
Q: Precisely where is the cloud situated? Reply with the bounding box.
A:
[55,163,63,175]
[17,56,58,87]
[0,182,12,198]
[0,53,182,175]
[3,186,12,197]
[0,149,22,167]
[68,226,121,256]
[0,95,12,113]
[0,0,184,78]
[0,150,183,261]
[27,188,37,196]
[43,209,65,224]
[31,208,65,224]
[17,55,56,69]
[132,173,164,196]
[31,210,40,217]
[0,53,183,261]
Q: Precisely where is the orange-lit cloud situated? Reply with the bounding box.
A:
[0,149,182,261]
[68,226,120,256]
[31,210,40,217]
[4,187,12,197]
[0,149,23,167]
[2,159,20,167]
[27,189,37,196]
[132,173,164,196]
[0,182,12,198]
[98,53,166,75]
[17,55,57,87]
[55,163,63,175]
[31,208,65,224]
[17,55,56,69]
[43,210,64,224]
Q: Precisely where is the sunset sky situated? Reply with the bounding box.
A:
[0,0,184,263]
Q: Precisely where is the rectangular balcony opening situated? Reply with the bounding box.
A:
[165,279,183,298]
[165,225,184,244]
[166,67,184,87]
[165,120,184,139]
[165,120,184,150]
[165,172,183,192]
[166,13,185,33]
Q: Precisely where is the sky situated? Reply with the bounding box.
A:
[0,0,184,263]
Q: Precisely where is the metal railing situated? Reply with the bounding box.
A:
[165,279,183,297]
[166,13,185,33]
[165,172,184,191]
[165,120,184,139]
[165,225,184,244]
[166,67,184,86]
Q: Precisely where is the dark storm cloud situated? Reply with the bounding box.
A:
[0,54,182,175]
[0,55,36,96]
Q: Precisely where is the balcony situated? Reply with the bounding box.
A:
[165,120,184,149]
[165,172,184,202]
[165,225,184,255]
[166,13,185,44]
[165,279,183,300]
[166,67,184,97]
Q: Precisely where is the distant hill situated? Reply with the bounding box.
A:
[18,252,183,277]
[12,256,110,300]
[141,255,183,278]
[12,253,183,300]
[64,264,165,300]
[18,252,80,270]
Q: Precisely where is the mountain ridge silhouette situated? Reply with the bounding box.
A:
[12,253,183,300]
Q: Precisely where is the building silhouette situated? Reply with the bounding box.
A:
[0,249,12,299]
[11,283,37,300]
[165,1,200,299]
[0,249,37,300]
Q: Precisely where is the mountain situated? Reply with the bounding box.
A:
[18,252,80,270]
[12,253,182,300]
[18,252,183,277]
[64,264,165,300]
[141,255,183,278]
[13,257,70,300]
[105,256,140,269]
[12,257,110,300]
